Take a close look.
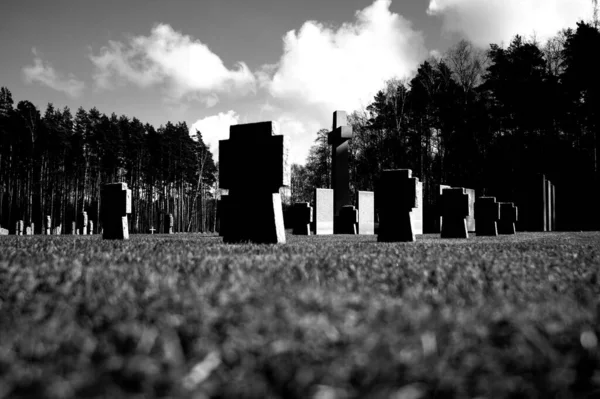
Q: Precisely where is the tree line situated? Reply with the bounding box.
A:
[0,90,217,234]
[292,21,600,230]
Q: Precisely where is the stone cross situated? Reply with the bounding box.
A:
[475,196,500,236]
[45,216,51,235]
[219,121,290,244]
[377,169,419,242]
[292,202,312,235]
[440,188,469,239]
[149,226,156,234]
[101,182,132,240]
[328,111,353,233]
[498,202,518,235]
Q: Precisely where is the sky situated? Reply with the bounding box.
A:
[1,0,595,164]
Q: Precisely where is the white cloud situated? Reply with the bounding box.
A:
[90,24,256,103]
[256,0,426,165]
[22,49,85,97]
[427,0,593,47]
[265,0,425,112]
[189,111,240,161]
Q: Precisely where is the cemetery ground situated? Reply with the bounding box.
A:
[1,232,600,398]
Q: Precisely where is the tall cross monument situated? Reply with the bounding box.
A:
[328,110,353,233]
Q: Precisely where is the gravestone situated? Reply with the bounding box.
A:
[0,227,8,235]
[71,221,76,235]
[410,181,423,235]
[164,213,174,234]
[53,225,62,235]
[26,226,32,235]
[498,202,518,235]
[219,121,290,244]
[432,184,451,233]
[464,188,476,232]
[88,221,94,235]
[29,223,34,235]
[17,220,24,235]
[377,169,419,242]
[339,205,358,234]
[149,227,156,234]
[516,174,555,231]
[440,188,469,239]
[475,196,500,236]
[357,191,375,235]
[101,182,132,240]
[328,111,353,233]
[45,216,51,235]
[313,188,334,235]
[82,212,88,235]
[292,202,312,235]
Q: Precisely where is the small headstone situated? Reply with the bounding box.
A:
[219,121,290,243]
[164,213,174,234]
[313,188,334,235]
[328,111,353,233]
[71,221,76,235]
[339,205,358,234]
[76,229,80,235]
[377,169,419,242]
[440,188,469,239]
[88,220,94,235]
[26,226,32,235]
[475,196,500,236]
[45,216,51,235]
[410,180,423,235]
[292,202,312,235]
[101,182,132,240]
[498,202,518,235]
[30,223,34,235]
[82,212,88,235]
[358,191,375,235]
[17,220,24,235]
[0,227,8,235]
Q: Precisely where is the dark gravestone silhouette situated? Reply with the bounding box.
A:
[358,191,375,235]
[101,182,132,240]
[440,188,469,239]
[292,202,312,235]
[339,205,358,234]
[45,216,51,235]
[475,196,500,236]
[431,184,451,233]
[328,111,353,233]
[313,188,334,235]
[377,169,419,242]
[164,213,174,234]
[498,202,518,235]
[219,121,290,244]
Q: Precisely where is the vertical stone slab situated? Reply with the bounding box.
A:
[219,121,290,244]
[358,191,375,235]
[377,169,419,242]
[88,221,94,235]
[433,184,451,233]
[463,188,476,232]
[410,181,423,235]
[101,182,132,240]
[72,221,76,235]
[440,188,469,239]
[164,213,174,234]
[328,111,353,233]
[45,216,51,235]
[551,183,556,231]
[82,212,88,235]
[313,188,334,235]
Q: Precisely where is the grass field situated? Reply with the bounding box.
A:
[1,232,599,398]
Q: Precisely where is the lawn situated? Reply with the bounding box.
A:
[1,232,599,398]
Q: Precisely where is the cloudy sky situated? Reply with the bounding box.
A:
[1,0,594,164]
